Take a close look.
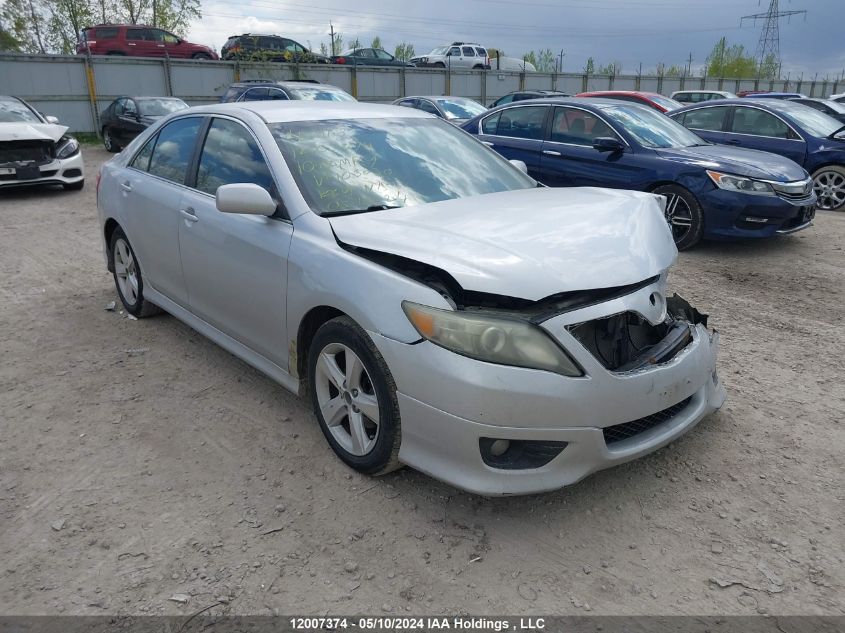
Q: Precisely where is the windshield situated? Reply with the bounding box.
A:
[138,98,188,116]
[768,101,843,137]
[270,118,535,215]
[430,47,448,55]
[0,97,42,123]
[289,87,356,102]
[601,104,705,148]
[436,98,486,120]
[649,95,683,111]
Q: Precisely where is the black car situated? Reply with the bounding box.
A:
[99,96,188,152]
[221,34,329,63]
[789,97,845,124]
[489,90,570,108]
[220,80,355,103]
[332,47,411,67]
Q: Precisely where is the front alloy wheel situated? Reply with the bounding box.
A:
[308,316,402,475]
[812,166,845,211]
[103,128,120,153]
[652,184,704,250]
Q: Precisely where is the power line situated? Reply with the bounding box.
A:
[741,0,807,75]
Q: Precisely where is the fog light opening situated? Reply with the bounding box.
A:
[743,216,769,223]
[489,439,510,457]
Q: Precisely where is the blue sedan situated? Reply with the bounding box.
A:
[461,98,816,249]
[669,99,845,210]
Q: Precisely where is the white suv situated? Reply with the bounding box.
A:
[411,42,490,69]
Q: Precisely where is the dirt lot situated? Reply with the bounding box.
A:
[1,147,843,617]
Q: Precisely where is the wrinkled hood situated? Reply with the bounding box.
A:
[655,145,806,182]
[0,122,68,143]
[330,187,677,301]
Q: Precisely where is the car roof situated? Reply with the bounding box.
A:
[578,90,662,97]
[407,95,478,100]
[188,101,430,123]
[231,81,329,88]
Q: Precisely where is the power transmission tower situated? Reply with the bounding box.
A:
[741,0,807,78]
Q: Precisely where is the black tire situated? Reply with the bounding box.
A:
[652,184,704,251]
[109,227,162,318]
[192,53,212,60]
[103,127,120,153]
[307,316,402,476]
[434,62,446,68]
[63,179,84,191]
[473,64,484,70]
[106,51,125,56]
[811,165,845,211]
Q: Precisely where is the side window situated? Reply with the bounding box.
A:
[496,105,547,140]
[475,47,487,57]
[267,89,289,101]
[448,47,460,56]
[114,99,125,116]
[481,112,501,134]
[130,134,157,172]
[241,87,269,101]
[97,27,118,39]
[462,46,475,56]
[196,118,275,196]
[397,99,417,108]
[359,49,376,58]
[161,31,179,44]
[417,100,440,116]
[682,106,728,132]
[259,37,280,50]
[550,107,620,145]
[375,50,393,60]
[147,117,203,184]
[494,95,514,106]
[731,107,790,138]
[124,99,137,116]
[126,29,145,41]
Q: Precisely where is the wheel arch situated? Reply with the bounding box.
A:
[103,217,122,272]
[295,305,347,385]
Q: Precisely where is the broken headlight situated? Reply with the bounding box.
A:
[706,170,774,195]
[56,137,80,159]
[402,301,582,376]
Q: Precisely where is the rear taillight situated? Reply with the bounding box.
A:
[336,57,346,64]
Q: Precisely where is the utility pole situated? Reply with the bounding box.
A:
[558,50,564,73]
[741,0,807,78]
[686,52,693,77]
[330,22,335,56]
[153,0,157,27]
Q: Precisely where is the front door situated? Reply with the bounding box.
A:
[724,105,807,166]
[537,106,643,189]
[125,27,161,57]
[178,117,292,368]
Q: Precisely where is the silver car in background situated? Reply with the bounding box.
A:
[392,95,487,126]
[96,102,726,495]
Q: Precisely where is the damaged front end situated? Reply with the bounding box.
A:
[568,295,708,373]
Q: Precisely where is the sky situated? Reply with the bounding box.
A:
[187,0,844,79]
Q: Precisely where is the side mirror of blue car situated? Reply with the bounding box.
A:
[593,137,625,153]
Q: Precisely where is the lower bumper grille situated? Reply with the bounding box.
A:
[603,396,692,446]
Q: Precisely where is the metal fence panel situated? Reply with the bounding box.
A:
[486,72,521,104]
[170,60,236,101]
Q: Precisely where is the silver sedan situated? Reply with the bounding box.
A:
[97,101,725,495]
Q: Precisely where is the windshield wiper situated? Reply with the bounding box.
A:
[321,204,401,218]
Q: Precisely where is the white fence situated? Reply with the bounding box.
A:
[1,53,841,134]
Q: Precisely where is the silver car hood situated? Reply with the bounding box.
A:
[0,122,68,143]
[329,187,677,301]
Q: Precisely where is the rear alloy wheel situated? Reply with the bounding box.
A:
[652,184,704,250]
[192,53,212,60]
[103,128,120,153]
[812,166,845,211]
[110,228,162,318]
[308,317,401,475]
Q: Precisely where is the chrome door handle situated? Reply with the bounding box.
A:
[180,208,198,222]
[543,150,562,156]
[481,141,494,146]
[120,182,132,192]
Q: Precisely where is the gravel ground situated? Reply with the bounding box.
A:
[1,147,843,617]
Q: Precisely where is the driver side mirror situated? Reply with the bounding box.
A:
[45,115,60,124]
[216,183,277,216]
[509,159,528,174]
[592,137,624,153]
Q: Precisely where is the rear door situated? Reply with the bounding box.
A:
[178,116,293,367]
[724,105,807,166]
[125,27,160,57]
[119,116,205,305]
[538,105,643,188]
[672,105,730,145]
[475,104,549,173]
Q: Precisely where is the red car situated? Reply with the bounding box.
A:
[575,90,682,113]
[77,24,218,59]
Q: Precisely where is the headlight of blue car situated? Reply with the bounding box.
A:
[706,170,774,195]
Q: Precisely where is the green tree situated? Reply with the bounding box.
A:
[319,42,328,56]
[663,64,685,77]
[597,60,622,75]
[45,0,95,53]
[584,56,595,75]
[705,37,757,78]
[1,0,47,52]
[370,35,381,50]
[522,50,537,69]
[758,52,779,79]
[348,37,360,51]
[394,41,414,61]
[534,48,555,72]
